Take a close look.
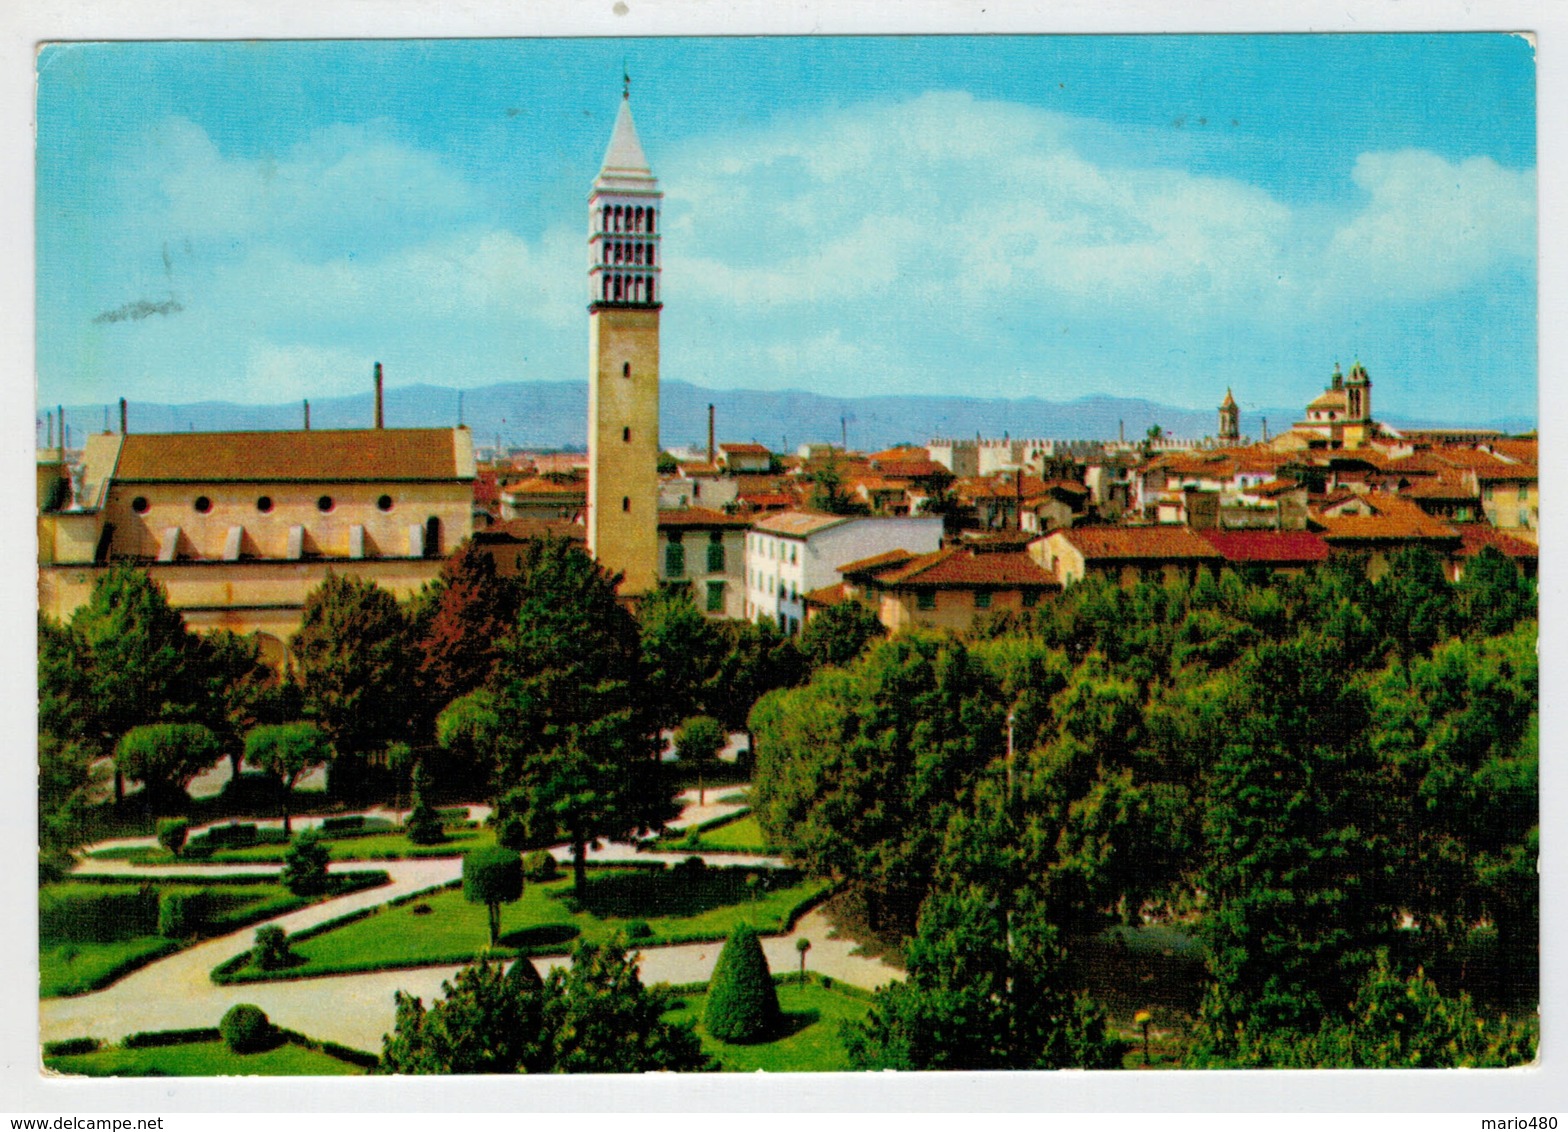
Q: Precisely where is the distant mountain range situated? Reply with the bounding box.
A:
[47,380,1535,454]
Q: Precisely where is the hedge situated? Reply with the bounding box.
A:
[273,1027,379,1070]
[43,1037,102,1057]
[40,887,158,943]
[123,1027,221,1049]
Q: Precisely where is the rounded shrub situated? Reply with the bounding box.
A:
[157,891,196,938]
[219,1004,274,1053]
[281,831,330,896]
[463,846,523,946]
[253,925,293,971]
[625,919,653,941]
[156,818,189,858]
[703,922,780,1044]
[522,850,559,882]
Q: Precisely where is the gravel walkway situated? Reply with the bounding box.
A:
[41,794,901,1057]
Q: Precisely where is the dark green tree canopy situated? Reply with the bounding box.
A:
[798,599,886,669]
[292,572,412,759]
[703,922,780,1043]
[113,722,223,804]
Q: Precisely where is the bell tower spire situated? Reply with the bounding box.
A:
[586,85,662,594]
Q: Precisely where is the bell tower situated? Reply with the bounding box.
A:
[1218,388,1240,443]
[587,81,661,594]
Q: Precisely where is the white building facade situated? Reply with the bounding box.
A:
[744,511,943,633]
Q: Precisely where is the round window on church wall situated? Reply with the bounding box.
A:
[194,496,212,514]
[131,496,149,514]
[377,495,394,512]
[256,496,274,513]
[318,495,335,513]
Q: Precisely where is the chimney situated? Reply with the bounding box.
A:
[374,362,384,429]
[57,405,64,458]
[46,412,52,449]
[119,398,128,435]
[707,404,715,464]
[303,399,311,431]
[1015,468,1023,530]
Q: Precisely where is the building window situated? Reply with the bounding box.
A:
[666,543,686,577]
[623,427,631,443]
[974,590,992,610]
[706,581,725,613]
[623,362,631,378]
[256,496,274,514]
[194,496,212,514]
[1519,485,1528,502]
[1022,589,1040,608]
[377,494,394,512]
[131,496,149,514]
[707,537,725,572]
[622,496,631,512]
[917,591,937,611]
[317,495,335,513]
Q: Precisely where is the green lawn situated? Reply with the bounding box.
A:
[663,979,872,1071]
[46,1039,366,1077]
[260,867,832,979]
[654,814,778,854]
[42,874,386,997]
[92,826,495,865]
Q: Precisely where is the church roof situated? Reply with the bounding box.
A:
[1220,388,1237,409]
[1307,389,1349,412]
[595,98,657,193]
[112,428,475,483]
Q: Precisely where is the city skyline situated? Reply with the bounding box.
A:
[36,35,1537,425]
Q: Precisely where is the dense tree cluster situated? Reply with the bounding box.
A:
[753,546,1538,1066]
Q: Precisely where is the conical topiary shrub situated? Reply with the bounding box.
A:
[703,922,780,1043]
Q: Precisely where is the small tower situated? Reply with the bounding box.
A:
[1345,360,1371,422]
[586,80,662,594]
[1218,388,1240,443]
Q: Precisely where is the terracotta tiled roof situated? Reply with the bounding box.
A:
[1197,530,1331,564]
[719,442,772,456]
[868,446,929,463]
[503,476,586,497]
[112,428,474,483]
[530,452,589,475]
[875,546,1059,588]
[1401,476,1478,502]
[1245,478,1306,498]
[736,492,798,512]
[838,548,921,576]
[1484,439,1538,464]
[657,506,750,529]
[1454,524,1538,559]
[473,469,500,508]
[1313,494,1460,542]
[1055,526,1223,562]
[804,582,851,607]
[872,459,952,480]
[1306,389,1349,412]
[751,510,850,537]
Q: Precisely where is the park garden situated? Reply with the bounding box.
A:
[39,534,1539,1072]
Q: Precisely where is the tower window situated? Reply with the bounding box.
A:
[647,211,655,233]
[623,427,631,442]
[623,362,631,378]
[622,496,630,512]
[647,245,655,267]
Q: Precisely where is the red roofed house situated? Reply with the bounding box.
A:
[658,506,751,618]
[716,442,774,474]
[1450,524,1538,582]
[835,542,1061,633]
[1311,493,1462,578]
[1030,526,1223,587]
[1195,530,1331,576]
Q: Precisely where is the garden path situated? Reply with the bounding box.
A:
[42,797,901,1057]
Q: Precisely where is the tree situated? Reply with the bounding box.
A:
[542,938,708,1073]
[463,846,522,946]
[417,542,521,719]
[637,586,725,732]
[281,829,331,896]
[113,722,223,807]
[703,922,780,1043]
[1455,546,1535,637]
[292,573,412,798]
[405,760,446,845]
[69,566,206,798]
[38,733,102,875]
[805,454,869,516]
[845,884,1123,1070]
[798,599,886,669]
[38,614,93,750]
[491,537,676,893]
[433,689,502,799]
[1375,546,1452,679]
[674,715,725,806]
[193,629,276,778]
[380,942,707,1074]
[244,722,333,834]
[380,957,550,1074]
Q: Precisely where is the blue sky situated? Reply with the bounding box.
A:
[35,35,1537,425]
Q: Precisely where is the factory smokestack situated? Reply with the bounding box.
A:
[374,363,384,429]
[46,412,52,449]
[304,400,311,431]
[707,403,715,465]
[119,398,127,435]
[57,405,64,458]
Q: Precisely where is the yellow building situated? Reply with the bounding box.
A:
[587,88,662,594]
[1281,361,1381,450]
[38,426,476,662]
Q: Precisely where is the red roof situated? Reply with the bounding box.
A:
[873,459,952,480]
[1313,494,1460,542]
[719,443,772,456]
[1454,524,1538,559]
[656,506,750,529]
[1056,526,1223,562]
[803,582,851,607]
[838,548,922,576]
[1246,478,1306,498]
[853,545,1059,589]
[113,428,474,483]
[1198,530,1330,564]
